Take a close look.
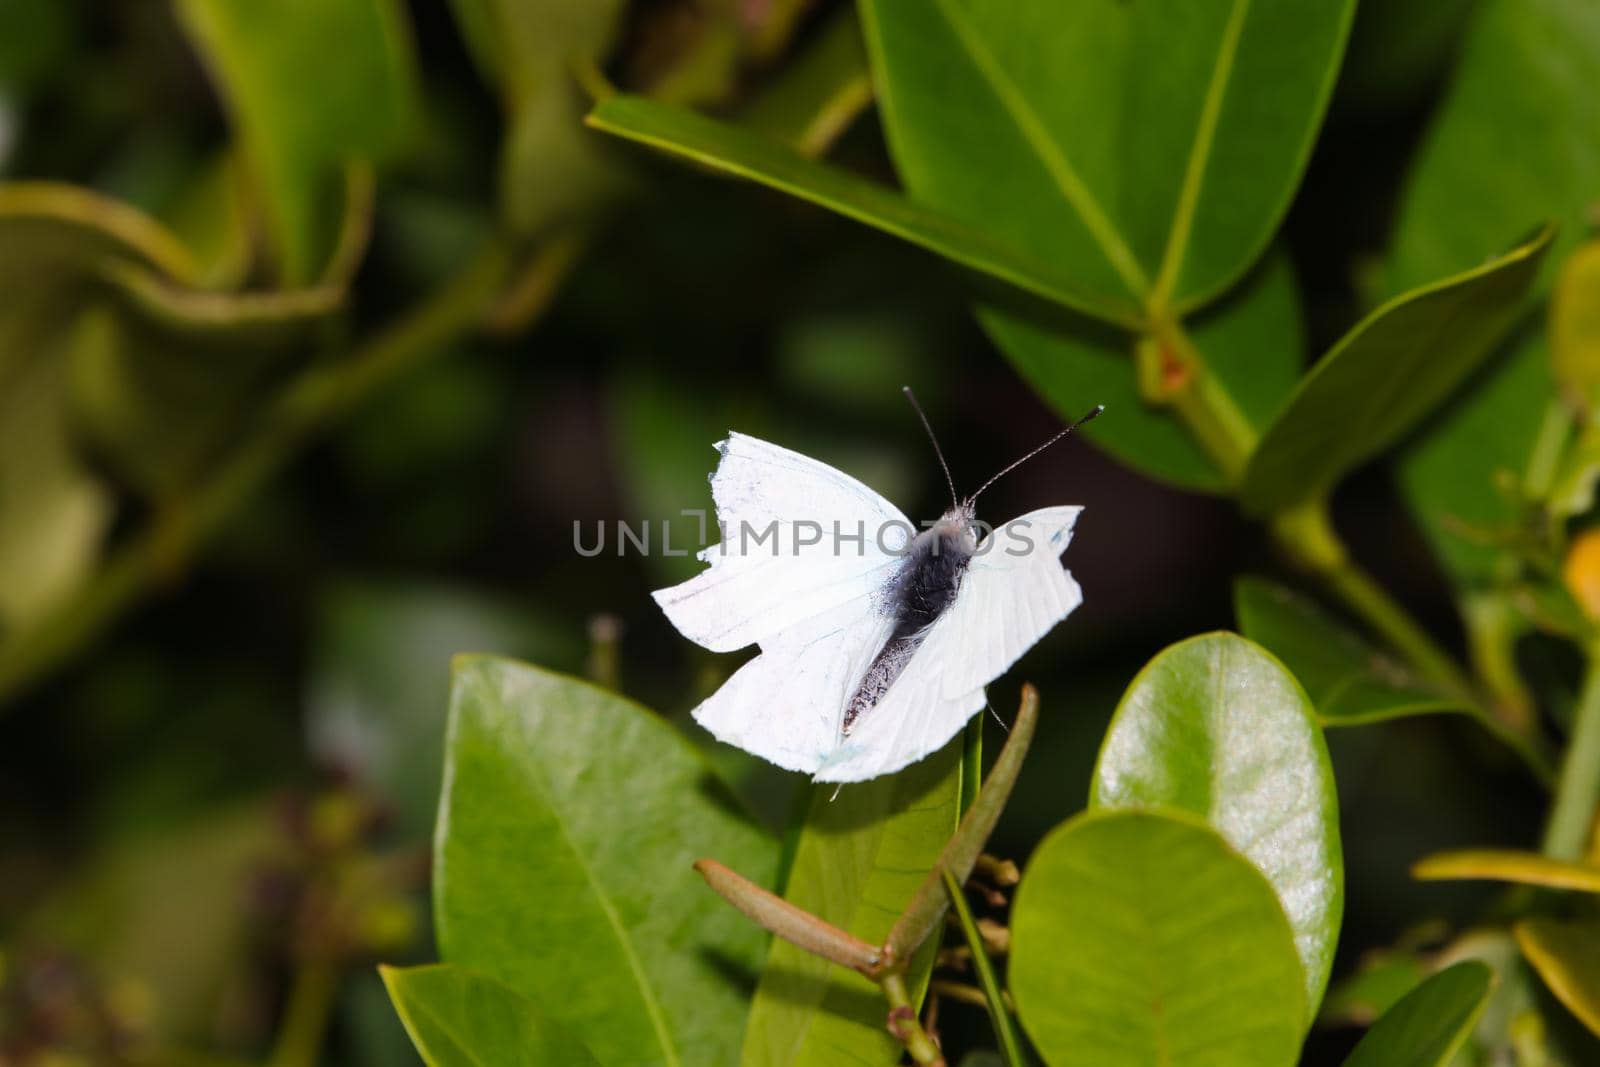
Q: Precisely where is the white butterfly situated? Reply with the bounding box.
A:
[654,393,1096,783]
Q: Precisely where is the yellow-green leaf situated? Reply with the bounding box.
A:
[1412,849,1600,893]
[1516,918,1600,1038]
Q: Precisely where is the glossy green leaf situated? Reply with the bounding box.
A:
[586,95,1138,327]
[382,964,602,1067]
[859,0,1354,312]
[992,246,1305,492]
[740,739,962,1067]
[858,0,1351,489]
[1341,962,1493,1067]
[1091,632,1342,1013]
[1010,809,1306,1067]
[174,0,417,283]
[1235,576,1468,724]
[1516,918,1600,1037]
[1390,0,1600,584]
[435,656,777,1067]
[450,0,626,235]
[1240,226,1552,517]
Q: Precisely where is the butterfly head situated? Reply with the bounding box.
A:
[933,502,981,555]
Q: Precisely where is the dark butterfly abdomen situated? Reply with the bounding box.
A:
[841,526,973,735]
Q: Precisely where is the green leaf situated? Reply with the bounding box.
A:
[1341,962,1494,1067]
[174,0,418,284]
[1010,809,1306,1067]
[846,0,1339,489]
[382,964,602,1067]
[1239,225,1552,517]
[0,182,193,628]
[586,95,1139,327]
[740,739,962,1067]
[435,657,777,1067]
[859,0,1355,312]
[1552,239,1600,412]
[0,330,110,630]
[1389,0,1600,585]
[1516,918,1600,1037]
[1090,632,1342,1012]
[1414,849,1600,893]
[449,0,626,235]
[992,246,1304,492]
[1235,576,1468,724]
[0,183,348,499]
[1319,952,1432,1027]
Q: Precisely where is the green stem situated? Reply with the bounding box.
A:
[1141,316,1257,484]
[0,238,525,708]
[1272,501,1556,785]
[882,971,945,1066]
[1542,651,1600,860]
[268,962,341,1067]
[1272,500,1474,696]
[940,868,1024,1067]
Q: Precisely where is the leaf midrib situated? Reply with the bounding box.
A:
[1151,0,1252,308]
[502,692,685,1067]
[927,0,1151,303]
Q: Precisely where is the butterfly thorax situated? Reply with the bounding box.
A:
[841,505,978,737]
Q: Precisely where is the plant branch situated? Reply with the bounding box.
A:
[692,859,882,975]
[882,971,946,1066]
[1543,649,1600,859]
[268,962,341,1067]
[1140,314,1256,485]
[884,684,1039,967]
[1271,500,1475,697]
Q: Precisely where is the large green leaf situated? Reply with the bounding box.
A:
[1389,0,1600,585]
[382,964,602,1066]
[859,0,1352,489]
[174,0,417,284]
[1090,632,1342,1013]
[991,246,1304,493]
[1234,576,1468,724]
[740,739,962,1067]
[435,657,777,1067]
[1010,809,1306,1067]
[1239,226,1552,517]
[448,0,626,235]
[586,95,1138,327]
[859,0,1354,313]
[1341,962,1493,1067]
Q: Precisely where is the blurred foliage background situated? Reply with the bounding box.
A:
[0,0,1597,1064]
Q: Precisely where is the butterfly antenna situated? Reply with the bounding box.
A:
[968,404,1104,505]
[902,386,959,510]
